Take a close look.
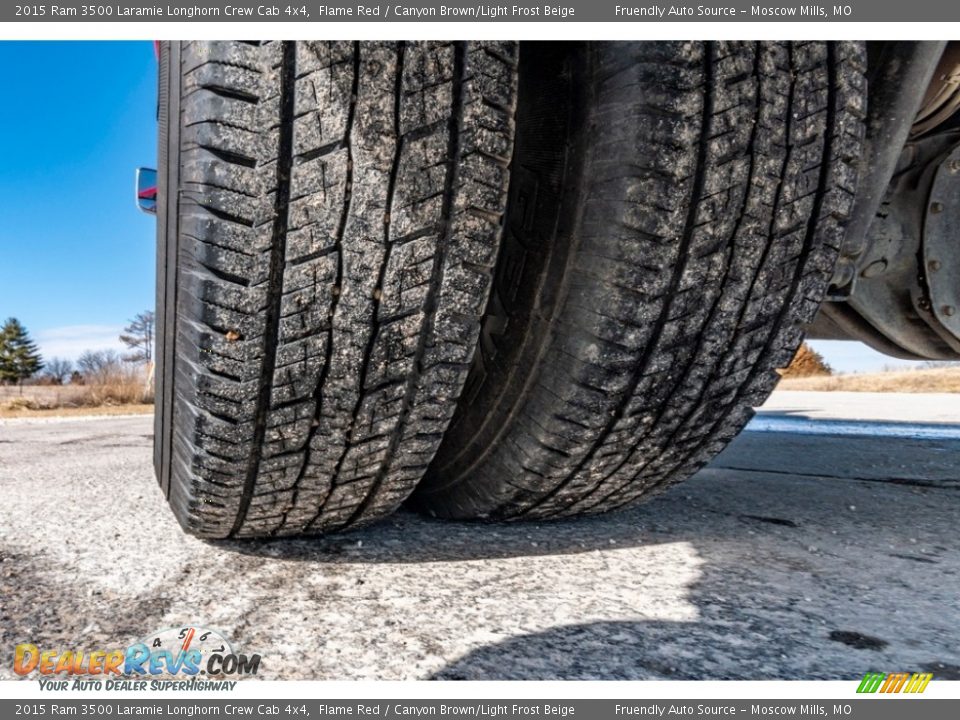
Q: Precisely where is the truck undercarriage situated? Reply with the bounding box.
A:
[808,41,960,360]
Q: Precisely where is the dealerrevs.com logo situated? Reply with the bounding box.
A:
[14,626,260,691]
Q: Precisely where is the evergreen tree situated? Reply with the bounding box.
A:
[0,318,44,389]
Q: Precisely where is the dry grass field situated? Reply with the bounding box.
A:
[778,366,960,393]
[0,403,153,419]
[0,381,153,418]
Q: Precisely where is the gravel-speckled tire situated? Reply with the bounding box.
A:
[411,41,866,520]
[154,40,518,538]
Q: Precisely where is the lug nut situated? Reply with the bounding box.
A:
[928,259,942,272]
[948,159,960,174]
[944,306,957,317]
[930,201,945,214]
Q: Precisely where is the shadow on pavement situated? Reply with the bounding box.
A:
[428,620,960,680]
[215,506,666,564]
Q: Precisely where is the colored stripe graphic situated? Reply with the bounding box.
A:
[857,672,932,693]
[905,673,933,693]
[857,672,886,693]
[882,672,909,693]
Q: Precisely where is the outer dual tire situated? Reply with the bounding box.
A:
[155,41,518,538]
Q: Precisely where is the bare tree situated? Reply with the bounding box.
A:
[119,311,155,364]
[76,349,122,384]
[43,357,74,385]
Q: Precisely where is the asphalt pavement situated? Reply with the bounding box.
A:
[0,391,958,680]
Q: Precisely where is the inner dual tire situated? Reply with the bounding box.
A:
[413,41,866,520]
[155,41,866,537]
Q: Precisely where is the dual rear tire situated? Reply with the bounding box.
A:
[155,41,866,538]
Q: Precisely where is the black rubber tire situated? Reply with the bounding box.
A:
[154,41,518,538]
[412,41,866,520]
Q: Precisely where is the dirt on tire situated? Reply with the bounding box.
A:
[155,41,518,538]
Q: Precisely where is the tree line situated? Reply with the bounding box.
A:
[0,311,154,388]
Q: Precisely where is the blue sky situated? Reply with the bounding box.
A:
[0,41,156,361]
[0,41,933,373]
